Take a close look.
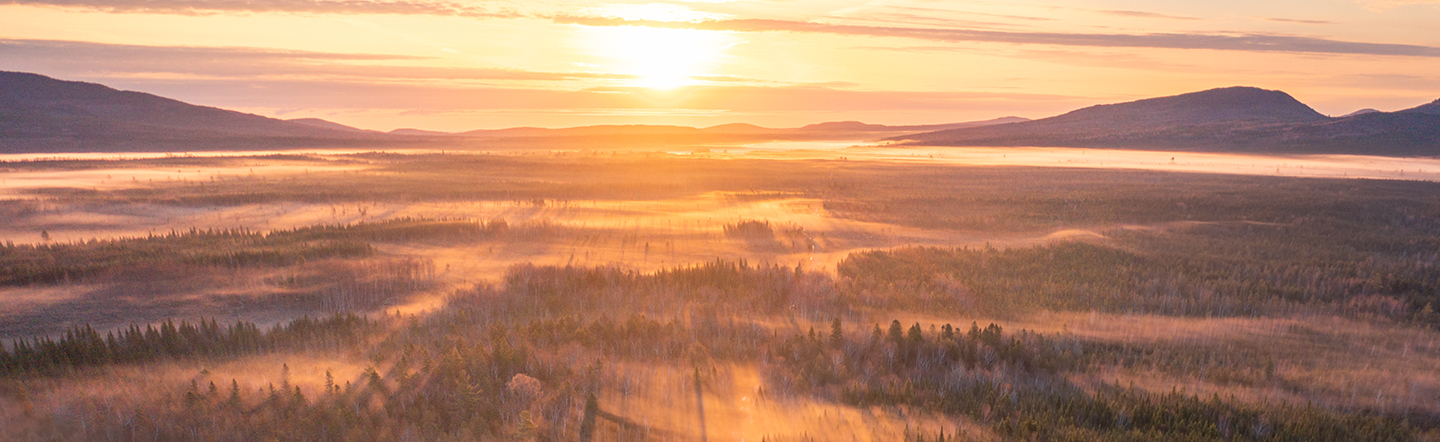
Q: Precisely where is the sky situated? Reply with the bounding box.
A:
[2,0,1439,132]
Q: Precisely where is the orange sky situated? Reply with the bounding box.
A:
[2,0,1439,131]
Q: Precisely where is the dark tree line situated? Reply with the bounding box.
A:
[0,217,514,287]
[0,314,375,374]
[497,258,837,316]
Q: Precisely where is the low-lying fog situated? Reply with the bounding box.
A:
[749,144,1440,182]
[3,145,1436,340]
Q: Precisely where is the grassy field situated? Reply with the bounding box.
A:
[1,150,1438,441]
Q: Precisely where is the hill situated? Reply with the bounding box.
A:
[286,118,371,133]
[1340,108,1380,118]
[702,123,776,134]
[796,116,1029,134]
[895,87,1440,155]
[0,71,388,153]
[388,128,453,136]
[1400,98,1440,116]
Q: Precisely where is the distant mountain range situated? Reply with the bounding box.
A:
[893,87,1440,155]
[0,71,1025,153]
[3,71,1437,156]
[439,116,1029,139]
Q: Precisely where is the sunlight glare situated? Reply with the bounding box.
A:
[575,4,739,90]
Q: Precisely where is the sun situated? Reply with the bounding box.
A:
[581,26,736,90]
[573,4,740,90]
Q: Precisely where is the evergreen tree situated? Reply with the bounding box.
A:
[227,379,242,408]
[906,322,924,345]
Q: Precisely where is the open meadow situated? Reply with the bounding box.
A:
[2,147,1439,441]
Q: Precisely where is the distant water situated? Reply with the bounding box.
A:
[6,145,1438,183]
[667,140,877,155]
[763,146,1440,182]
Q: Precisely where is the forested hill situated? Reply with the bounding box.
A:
[894,87,1440,156]
[0,71,390,153]
[1400,98,1440,115]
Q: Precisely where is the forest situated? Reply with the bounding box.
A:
[1,151,1439,441]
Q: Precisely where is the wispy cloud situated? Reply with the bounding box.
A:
[846,5,1056,25]
[1263,17,1334,25]
[1361,0,1440,11]
[0,39,629,82]
[1097,10,1200,20]
[0,0,521,17]
[552,16,1440,58]
[66,75,1082,114]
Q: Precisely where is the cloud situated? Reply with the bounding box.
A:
[837,5,1055,27]
[1263,17,1334,25]
[0,39,631,82]
[0,38,1084,117]
[1096,10,1200,20]
[1361,0,1440,10]
[826,12,1023,30]
[75,76,1082,113]
[0,0,521,17]
[552,15,1440,58]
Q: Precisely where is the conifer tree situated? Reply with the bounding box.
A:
[906,323,924,345]
[227,379,242,408]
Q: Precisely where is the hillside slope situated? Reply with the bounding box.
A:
[897,87,1440,155]
[0,71,385,152]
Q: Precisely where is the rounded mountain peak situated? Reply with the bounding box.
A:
[1051,86,1328,127]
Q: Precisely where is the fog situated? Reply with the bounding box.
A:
[748,145,1440,182]
[595,362,989,441]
